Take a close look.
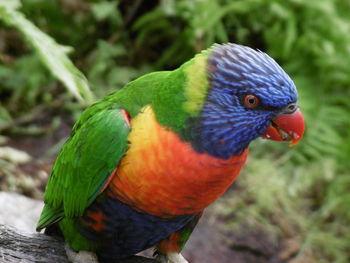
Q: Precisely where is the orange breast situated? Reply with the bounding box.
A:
[108,106,248,217]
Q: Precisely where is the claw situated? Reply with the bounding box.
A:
[155,252,189,263]
[64,243,99,263]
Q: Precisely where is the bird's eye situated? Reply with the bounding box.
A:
[244,95,259,108]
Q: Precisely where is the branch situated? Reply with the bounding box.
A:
[0,224,157,263]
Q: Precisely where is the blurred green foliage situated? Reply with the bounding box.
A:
[1,0,350,262]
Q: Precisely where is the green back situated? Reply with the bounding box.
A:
[109,50,210,132]
[37,49,212,231]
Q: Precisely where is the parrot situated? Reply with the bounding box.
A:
[36,43,305,263]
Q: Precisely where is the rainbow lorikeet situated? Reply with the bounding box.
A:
[36,43,305,263]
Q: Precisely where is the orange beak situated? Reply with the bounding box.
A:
[262,109,305,146]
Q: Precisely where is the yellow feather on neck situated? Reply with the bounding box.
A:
[182,53,209,116]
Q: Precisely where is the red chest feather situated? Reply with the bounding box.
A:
[108,106,248,217]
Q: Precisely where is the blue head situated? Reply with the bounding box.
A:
[189,43,299,159]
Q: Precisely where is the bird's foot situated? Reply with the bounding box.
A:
[155,252,189,263]
[65,243,99,263]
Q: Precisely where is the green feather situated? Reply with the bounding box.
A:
[109,49,210,134]
[37,103,130,230]
[36,205,64,230]
[37,47,212,236]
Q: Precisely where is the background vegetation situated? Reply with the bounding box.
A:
[1,0,350,262]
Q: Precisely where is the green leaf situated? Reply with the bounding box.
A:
[0,104,12,128]
[91,1,117,20]
[0,2,94,104]
[0,0,21,10]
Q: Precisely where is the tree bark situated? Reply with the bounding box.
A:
[0,224,157,263]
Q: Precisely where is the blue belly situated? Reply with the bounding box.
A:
[78,193,195,261]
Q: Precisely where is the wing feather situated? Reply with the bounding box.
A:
[37,103,130,231]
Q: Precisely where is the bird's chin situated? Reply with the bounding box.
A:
[261,109,305,146]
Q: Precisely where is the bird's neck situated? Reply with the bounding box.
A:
[105,51,210,137]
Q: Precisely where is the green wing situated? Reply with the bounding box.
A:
[37,102,130,231]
